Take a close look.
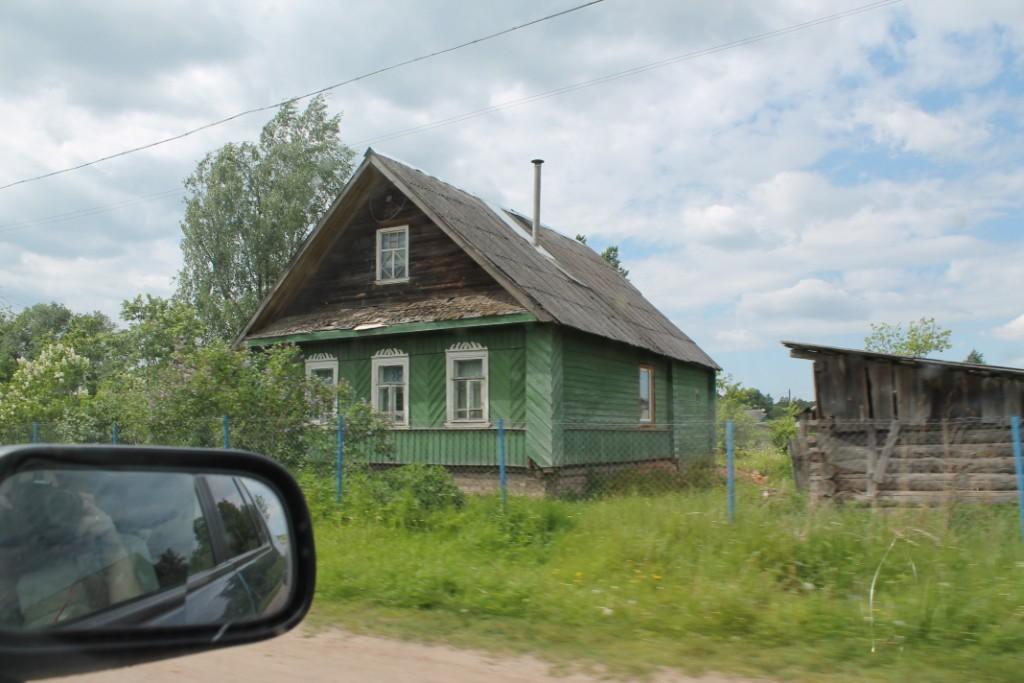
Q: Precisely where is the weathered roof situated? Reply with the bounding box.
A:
[250,293,523,339]
[783,341,1024,378]
[240,150,718,369]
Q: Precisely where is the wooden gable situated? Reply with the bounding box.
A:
[245,170,524,340]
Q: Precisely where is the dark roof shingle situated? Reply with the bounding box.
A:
[373,153,718,369]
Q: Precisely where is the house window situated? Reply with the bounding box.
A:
[639,364,654,423]
[305,355,338,420]
[371,353,409,426]
[305,357,338,387]
[446,346,488,425]
[376,225,409,283]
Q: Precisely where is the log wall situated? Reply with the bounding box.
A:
[790,419,1021,505]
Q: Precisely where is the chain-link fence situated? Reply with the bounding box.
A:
[791,416,1024,510]
[4,416,780,506]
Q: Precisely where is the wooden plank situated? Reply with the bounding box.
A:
[872,420,901,486]
[982,376,1003,419]
[865,361,894,420]
[837,473,1021,492]
[851,490,1021,505]
[788,436,809,491]
[833,456,1019,475]
[866,424,878,497]
[894,365,917,420]
[833,443,1014,459]
[833,354,866,420]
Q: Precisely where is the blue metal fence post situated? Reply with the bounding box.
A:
[1011,416,1024,542]
[336,414,345,503]
[726,420,735,523]
[31,421,40,444]
[497,418,508,508]
[112,422,119,445]
[222,415,230,449]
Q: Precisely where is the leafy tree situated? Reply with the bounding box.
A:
[715,375,767,451]
[864,317,952,357]
[177,96,355,340]
[964,349,986,365]
[0,302,115,386]
[116,295,208,367]
[599,245,629,278]
[574,235,629,278]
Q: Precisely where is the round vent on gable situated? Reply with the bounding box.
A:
[368,191,407,224]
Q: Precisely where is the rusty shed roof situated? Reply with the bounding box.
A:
[783,341,1024,378]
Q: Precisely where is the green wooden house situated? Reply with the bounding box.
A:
[236,150,718,481]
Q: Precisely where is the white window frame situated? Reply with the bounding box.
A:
[375,225,410,284]
[371,353,409,427]
[305,357,338,386]
[445,348,489,427]
[305,356,338,420]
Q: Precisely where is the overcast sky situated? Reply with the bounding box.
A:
[2,0,1024,398]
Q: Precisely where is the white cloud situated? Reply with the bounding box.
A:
[993,314,1024,340]
[738,278,867,321]
[713,328,762,351]
[856,101,991,159]
[0,0,1023,396]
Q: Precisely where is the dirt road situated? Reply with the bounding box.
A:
[56,627,758,683]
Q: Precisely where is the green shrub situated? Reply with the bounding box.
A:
[305,464,465,530]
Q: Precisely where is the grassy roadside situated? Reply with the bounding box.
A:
[302,459,1024,682]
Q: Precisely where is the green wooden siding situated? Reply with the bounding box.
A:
[377,428,526,466]
[562,330,670,425]
[561,329,715,463]
[304,326,526,465]
[301,323,715,468]
[672,361,716,458]
[525,324,562,468]
[561,427,674,465]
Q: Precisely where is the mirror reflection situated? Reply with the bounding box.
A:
[0,467,292,631]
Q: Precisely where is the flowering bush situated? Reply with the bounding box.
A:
[0,343,90,441]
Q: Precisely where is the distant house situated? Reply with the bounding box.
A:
[783,341,1023,504]
[236,150,718,488]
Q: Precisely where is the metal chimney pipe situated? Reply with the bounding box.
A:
[531,159,543,245]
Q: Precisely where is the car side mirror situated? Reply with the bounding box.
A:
[0,445,316,681]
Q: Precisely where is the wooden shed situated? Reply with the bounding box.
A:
[783,341,1024,505]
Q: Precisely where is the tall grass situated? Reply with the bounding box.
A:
[305,461,1024,682]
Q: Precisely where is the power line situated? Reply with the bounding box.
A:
[354,0,903,146]
[2,0,901,234]
[0,188,183,235]
[0,0,605,193]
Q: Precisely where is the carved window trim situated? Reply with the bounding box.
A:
[371,351,409,428]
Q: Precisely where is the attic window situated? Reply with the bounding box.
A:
[376,225,409,283]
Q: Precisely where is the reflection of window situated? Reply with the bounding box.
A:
[376,226,409,282]
[639,365,654,424]
[371,354,409,426]
[205,476,262,559]
[446,349,488,425]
